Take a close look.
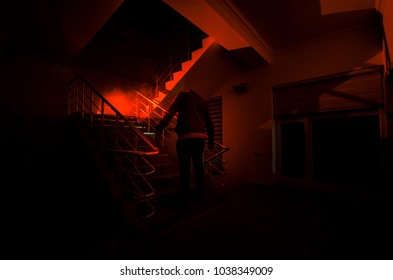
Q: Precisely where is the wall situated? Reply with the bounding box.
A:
[218,23,384,188]
[2,58,73,118]
[381,0,393,69]
[73,64,143,116]
[216,66,273,187]
[1,57,141,119]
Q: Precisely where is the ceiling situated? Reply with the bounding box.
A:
[164,0,379,64]
[231,0,377,50]
[2,0,379,79]
[74,0,205,81]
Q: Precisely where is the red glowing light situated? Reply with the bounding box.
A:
[103,88,135,116]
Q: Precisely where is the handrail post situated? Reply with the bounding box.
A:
[67,85,71,115]
[75,81,79,113]
[100,100,104,148]
[169,55,173,80]
[136,93,139,120]
[115,114,119,146]
[148,103,151,133]
[90,88,93,129]
[82,83,85,117]
[155,75,159,99]
[90,88,93,113]
[161,109,165,146]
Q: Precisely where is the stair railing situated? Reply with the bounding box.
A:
[67,74,159,218]
[203,141,230,188]
[132,89,178,147]
[67,75,158,154]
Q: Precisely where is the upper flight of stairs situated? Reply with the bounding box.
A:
[142,36,215,110]
[135,36,215,118]
[164,36,214,92]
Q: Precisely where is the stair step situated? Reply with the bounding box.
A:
[202,36,214,48]
[165,80,176,91]
[172,70,184,83]
[154,91,167,103]
[191,48,204,60]
[181,60,193,72]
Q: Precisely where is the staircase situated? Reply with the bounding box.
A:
[135,36,215,113]
[66,74,229,234]
[164,36,214,91]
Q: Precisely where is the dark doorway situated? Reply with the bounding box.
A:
[281,122,306,179]
[312,115,381,189]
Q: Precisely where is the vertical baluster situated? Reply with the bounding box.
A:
[137,93,139,120]
[75,81,79,113]
[82,82,85,117]
[100,100,105,148]
[115,114,119,147]
[90,89,93,130]
[161,109,165,146]
[147,103,151,133]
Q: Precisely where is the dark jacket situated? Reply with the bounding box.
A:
[156,90,214,145]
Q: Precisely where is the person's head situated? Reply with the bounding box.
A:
[184,89,195,94]
[182,89,200,97]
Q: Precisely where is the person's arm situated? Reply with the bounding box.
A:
[155,95,179,132]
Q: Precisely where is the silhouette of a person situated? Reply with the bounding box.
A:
[155,89,214,207]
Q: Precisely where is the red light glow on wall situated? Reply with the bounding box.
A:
[102,88,136,116]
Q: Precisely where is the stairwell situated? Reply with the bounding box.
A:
[66,58,229,234]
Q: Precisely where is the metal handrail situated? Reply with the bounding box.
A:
[132,89,178,147]
[132,88,229,149]
[132,88,169,115]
